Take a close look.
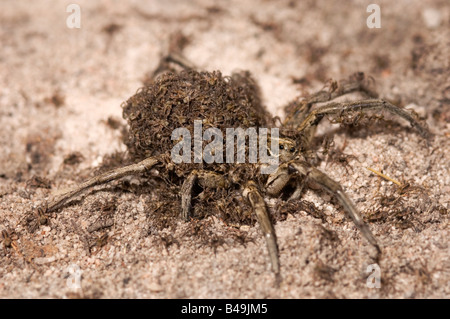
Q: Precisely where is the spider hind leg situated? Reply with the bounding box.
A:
[46,157,159,212]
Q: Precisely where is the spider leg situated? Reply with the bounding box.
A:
[165,52,196,70]
[181,170,229,221]
[266,163,290,197]
[288,180,306,201]
[266,162,306,201]
[46,157,158,212]
[284,72,378,127]
[152,53,196,78]
[243,181,280,276]
[288,160,381,256]
[297,99,429,142]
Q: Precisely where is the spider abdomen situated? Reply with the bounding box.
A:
[122,70,272,165]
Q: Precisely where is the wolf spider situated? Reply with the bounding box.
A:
[41,69,429,278]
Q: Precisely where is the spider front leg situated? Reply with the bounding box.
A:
[297,99,430,143]
[266,162,305,201]
[243,181,280,276]
[181,172,281,276]
[180,170,230,221]
[46,157,159,212]
[267,160,381,257]
[284,72,378,127]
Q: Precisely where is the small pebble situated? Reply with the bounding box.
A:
[148,282,163,292]
[422,8,442,29]
[240,225,250,232]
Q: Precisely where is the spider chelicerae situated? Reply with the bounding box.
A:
[41,67,429,278]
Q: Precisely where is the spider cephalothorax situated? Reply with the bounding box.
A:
[43,69,429,278]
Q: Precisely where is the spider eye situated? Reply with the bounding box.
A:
[290,147,295,153]
[279,145,284,150]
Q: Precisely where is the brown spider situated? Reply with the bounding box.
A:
[41,67,429,278]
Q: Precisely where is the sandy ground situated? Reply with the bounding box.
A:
[0,0,449,299]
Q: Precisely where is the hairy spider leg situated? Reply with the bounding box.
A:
[181,171,281,277]
[244,181,280,276]
[267,160,381,258]
[297,99,430,144]
[181,169,230,221]
[46,157,159,212]
[283,72,379,128]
